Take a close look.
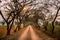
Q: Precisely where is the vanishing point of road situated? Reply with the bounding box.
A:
[18,25,54,40]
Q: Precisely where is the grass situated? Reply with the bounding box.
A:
[32,26,55,40]
[0,25,17,38]
[39,25,60,40]
[31,23,60,40]
[0,25,26,40]
[0,26,7,38]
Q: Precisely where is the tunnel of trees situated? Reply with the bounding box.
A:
[0,0,60,40]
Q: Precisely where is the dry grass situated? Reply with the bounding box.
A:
[34,25,60,40]
[0,25,26,40]
[0,25,16,38]
[0,25,25,37]
[0,26,7,38]
[33,27,56,40]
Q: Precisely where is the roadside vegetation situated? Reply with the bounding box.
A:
[0,0,60,40]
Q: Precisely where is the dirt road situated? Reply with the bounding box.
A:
[18,25,54,40]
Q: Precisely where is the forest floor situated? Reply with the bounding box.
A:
[0,25,56,40]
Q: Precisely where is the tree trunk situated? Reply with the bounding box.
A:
[18,25,20,31]
[7,24,10,35]
[43,21,48,31]
[18,24,21,31]
[52,22,54,33]
[7,28,11,35]
[7,20,14,35]
[52,7,60,33]
[14,27,17,32]
[44,26,47,31]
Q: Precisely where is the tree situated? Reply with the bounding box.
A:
[47,0,60,33]
[52,7,60,33]
[0,10,15,35]
[0,0,16,35]
[13,0,38,31]
[39,0,60,33]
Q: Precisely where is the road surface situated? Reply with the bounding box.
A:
[18,25,54,40]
